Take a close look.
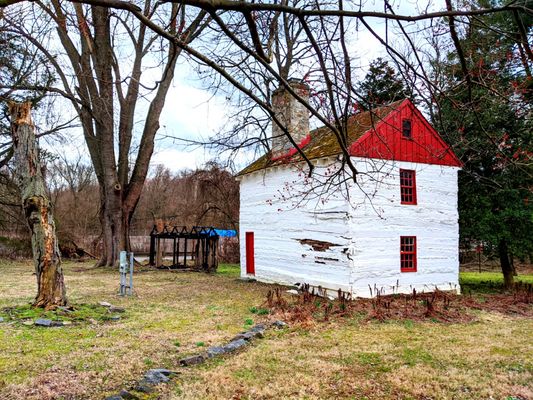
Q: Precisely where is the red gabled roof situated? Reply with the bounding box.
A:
[237,99,461,176]
[349,99,462,167]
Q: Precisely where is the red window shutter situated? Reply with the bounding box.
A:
[400,169,417,205]
[400,236,417,272]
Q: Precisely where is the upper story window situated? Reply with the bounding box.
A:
[400,169,417,205]
[400,236,417,272]
[402,119,412,139]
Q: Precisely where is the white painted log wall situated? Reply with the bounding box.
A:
[348,158,460,297]
[239,157,460,297]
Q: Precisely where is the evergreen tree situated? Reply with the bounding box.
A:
[435,0,533,288]
[357,57,414,109]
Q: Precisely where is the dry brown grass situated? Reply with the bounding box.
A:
[0,261,270,399]
[0,260,531,400]
[174,312,532,400]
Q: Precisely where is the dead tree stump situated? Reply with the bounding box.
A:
[9,101,67,309]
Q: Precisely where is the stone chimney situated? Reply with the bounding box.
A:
[271,79,310,158]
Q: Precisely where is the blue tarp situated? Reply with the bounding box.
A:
[213,229,237,237]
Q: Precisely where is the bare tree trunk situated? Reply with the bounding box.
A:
[509,249,518,276]
[498,238,514,290]
[9,101,67,309]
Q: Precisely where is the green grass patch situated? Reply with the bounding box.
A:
[401,347,435,367]
[460,272,533,293]
[357,352,383,366]
[249,306,269,315]
[216,263,240,278]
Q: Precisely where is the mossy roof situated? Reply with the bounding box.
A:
[237,100,403,176]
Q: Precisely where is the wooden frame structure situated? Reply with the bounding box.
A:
[149,226,219,272]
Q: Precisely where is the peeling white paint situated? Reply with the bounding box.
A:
[239,157,460,298]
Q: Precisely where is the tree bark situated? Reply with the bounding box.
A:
[498,238,514,290]
[509,249,517,276]
[9,101,67,309]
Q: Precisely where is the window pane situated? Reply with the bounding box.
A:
[400,169,416,204]
[401,236,417,272]
[402,119,412,138]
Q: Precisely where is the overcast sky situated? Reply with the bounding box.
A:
[42,0,439,175]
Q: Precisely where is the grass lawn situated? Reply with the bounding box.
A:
[460,272,533,293]
[0,260,531,400]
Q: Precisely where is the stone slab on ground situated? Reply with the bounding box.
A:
[222,338,247,353]
[250,323,267,332]
[143,368,175,385]
[34,318,52,327]
[99,301,112,307]
[0,317,4,323]
[179,354,206,366]
[231,331,256,341]
[108,306,125,313]
[131,368,178,395]
[118,390,139,400]
[133,383,154,394]
[272,320,288,328]
[206,346,226,358]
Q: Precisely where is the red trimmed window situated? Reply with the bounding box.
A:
[400,169,417,204]
[402,119,412,138]
[400,236,417,272]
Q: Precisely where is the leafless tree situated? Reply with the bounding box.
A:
[1,0,209,266]
[133,162,239,232]
[84,0,529,186]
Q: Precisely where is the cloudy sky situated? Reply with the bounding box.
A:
[42,0,438,175]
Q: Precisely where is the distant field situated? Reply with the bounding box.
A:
[0,260,531,400]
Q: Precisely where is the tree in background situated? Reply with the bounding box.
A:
[47,153,99,257]
[357,58,414,110]
[2,2,208,266]
[0,29,54,138]
[133,163,239,233]
[0,25,63,258]
[434,0,532,288]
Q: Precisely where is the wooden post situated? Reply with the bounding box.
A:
[149,233,156,265]
[156,238,162,267]
[183,237,188,267]
[9,101,67,309]
[172,237,177,266]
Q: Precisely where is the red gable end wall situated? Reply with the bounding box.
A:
[349,100,462,167]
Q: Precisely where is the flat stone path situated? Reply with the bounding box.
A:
[104,320,288,399]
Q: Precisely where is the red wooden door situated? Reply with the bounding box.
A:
[245,232,255,275]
